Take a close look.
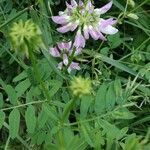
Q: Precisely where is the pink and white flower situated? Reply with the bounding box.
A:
[49,41,81,73]
[52,0,118,48]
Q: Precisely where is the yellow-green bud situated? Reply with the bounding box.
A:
[127,0,135,7]
[70,76,92,97]
[9,20,44,58]
[127,13,139,20]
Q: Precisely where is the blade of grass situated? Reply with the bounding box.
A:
[84,50,139,78]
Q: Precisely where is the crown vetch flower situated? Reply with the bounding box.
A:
[49,41,81,73]
[52,0,118,48]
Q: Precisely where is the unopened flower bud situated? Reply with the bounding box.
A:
[127,0,135,8]
[127,13,139,20]
[70,76,92,97]
[9,20,44,58]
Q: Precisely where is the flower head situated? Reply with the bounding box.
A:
[70,76,92,97]
[9,20,44,58]
[52,0,118,48]
[49,41,81,73]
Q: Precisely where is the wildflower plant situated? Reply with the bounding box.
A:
[52,0,118,48]
[1,0,150,149]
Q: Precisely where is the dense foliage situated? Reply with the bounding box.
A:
[0,0,150,149]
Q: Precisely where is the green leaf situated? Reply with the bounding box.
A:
[43,103,58,123]
[81,123,94,147]
[38,105,49,129]
[13,70,27,82]
[0,111,5,129]
[48,80,63,97]
[25,105,36,133]
[15,79,31,97]
[5,85,18,105]
[112,108,136,120]
[124,134,142,150]
[116,127,128,140]
[37,132,47,145]
[108,33,122,49]
[9,109,20,138]
[66,136,88,150]
[113,0,125,11]
[95,83,108,114]
[106,83,116,111]
[80,95,92,118]
[98,119,120,140]
[114,79,123,104]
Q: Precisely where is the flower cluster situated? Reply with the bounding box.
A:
[52,0,118,48]
[49,41,81,73]
[50,0,118,73]
[9,20,44,58]
[70,76,92,97]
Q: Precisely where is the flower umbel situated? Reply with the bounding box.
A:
[9,20,44,57]
[70,76,92,97]
[52,0,118,48]
[49,41,81,73]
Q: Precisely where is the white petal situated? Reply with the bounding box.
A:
[101,25,118,35]
[63,54,69,66]
[58,62,63,70]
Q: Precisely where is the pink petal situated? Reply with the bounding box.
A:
[57,22,78,33]
[67,62,80,73]
[74,30,85,48]
[86,0,94,13]
[75,48,82,55]
[57,23,71,33]
[71,0,78,7]
[49,47,60,57]
[79,0,84,6]
[94,1,113,15]
[63,54,69,66]
[52,15,70,24]
[100,18,117,28]
[57,41,72,51]
[66,2,73,9]
[83,25,89,39]
[89,26,100,40]
[98,32,107,41]
[70,20,79,31]
[66,2,74,15]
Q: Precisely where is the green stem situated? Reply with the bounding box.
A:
[0,100,47,111]
[27,43,51,101]
[4,136,10,150]
[61,97,77,123]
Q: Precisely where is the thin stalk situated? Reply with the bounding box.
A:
[0,100,47,111]
[4,136,10,150]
